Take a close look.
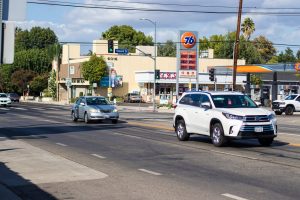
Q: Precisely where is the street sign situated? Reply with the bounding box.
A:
[115,49,129,55]
[65,78,72,87]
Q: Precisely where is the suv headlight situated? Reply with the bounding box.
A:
[90,109,100,113]
[222,112,244,121]
[268,113,276,120]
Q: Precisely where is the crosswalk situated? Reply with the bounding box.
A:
[0,106,68,112]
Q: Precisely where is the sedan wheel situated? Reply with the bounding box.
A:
[84,113,90,124]
[71,112,78,122]
[211,123,227,147]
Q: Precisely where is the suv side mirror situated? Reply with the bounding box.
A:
[201,102,211,109]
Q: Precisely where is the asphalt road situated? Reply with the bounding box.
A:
[0,103,300,200]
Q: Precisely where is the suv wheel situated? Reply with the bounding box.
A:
[285,106,294,115]
[211,123,227,147]
[275,111,282,115]
[84,113,90,124]
[258,138,274,146]
[175,120,190,141]
[71,112,78,122]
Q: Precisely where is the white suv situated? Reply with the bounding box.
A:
[173,91,277,147]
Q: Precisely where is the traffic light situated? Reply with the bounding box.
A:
[155,69,160,80]
[209,68,215,81]
[108,39,114,53]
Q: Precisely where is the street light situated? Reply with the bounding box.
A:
[140,18,157,112]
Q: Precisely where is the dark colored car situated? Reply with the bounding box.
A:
[7,93,20,102]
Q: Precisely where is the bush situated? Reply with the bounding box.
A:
[70,97,79,103]
[79,92,84,96]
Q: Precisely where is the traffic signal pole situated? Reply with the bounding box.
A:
[233,0,243,91]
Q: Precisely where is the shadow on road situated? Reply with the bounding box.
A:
[0,161,57,200]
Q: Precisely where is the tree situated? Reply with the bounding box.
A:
[48,70,57,98]
[253,36,276,63]
[158,40,176,57]
[0,65,13,93]
[30,74,49,96]
[101,25,153,52]
[241,17,255,40]
[267,56,279,64]
[82,54,107,84]
[11,69,36,95]
[278,47,296,63]
[296,49,300,61]
[15,27,58,52]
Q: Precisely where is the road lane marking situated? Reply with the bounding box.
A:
[111,132,142,139]
[128,121,174,131]
[0,108,9,110]
[0,137,7,139]
[13,107,27,110]
[56,143,68,147]
[279,132,300,137]
[91,154,106,159]
[222,193,249,200]
[138,169,161,176]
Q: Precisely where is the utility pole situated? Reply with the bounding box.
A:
[232,0,243,91]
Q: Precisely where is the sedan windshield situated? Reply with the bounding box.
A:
[212,95,257,108]
[86,97,109,105]
[285,95,297,100]
[0,94,7,98]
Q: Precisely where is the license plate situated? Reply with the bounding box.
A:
[104,115,110,118]
[255,126,263,132]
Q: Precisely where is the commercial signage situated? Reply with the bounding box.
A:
[100,76,123,87]
[177,31,198,78]
[295,63,300,71]
[160,72,176,80]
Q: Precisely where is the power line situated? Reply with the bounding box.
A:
[27,0,300,16]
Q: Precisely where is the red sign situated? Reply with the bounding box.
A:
[295,63,300,71]
[180,51,197,70]
[160,72,176,80]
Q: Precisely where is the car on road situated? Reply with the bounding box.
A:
[7,93,20,102]
[71,96,119,123]
[173,91,277,147]
[124,93,142,103]
[0,93,12,107]
[272,94,300,115]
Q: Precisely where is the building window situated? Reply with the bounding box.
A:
[70,66,75,75]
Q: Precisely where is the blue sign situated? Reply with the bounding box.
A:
[115,49,129,55]
[100,76,123,87]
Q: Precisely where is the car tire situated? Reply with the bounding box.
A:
[84,113,90,124]
[285,106,294,115]
[175,119,190,141]
[275,111,282,115]
[258,138,274,146]
[112,119,118,124]
[71,112,78,122]
[211,123,227,147]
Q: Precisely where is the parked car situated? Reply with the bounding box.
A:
[0,93,12,107]
[272,94,300,115]
[71,96,119,124]
[124,93,142,103]
[173,91,277,147]
[7,93,20,102]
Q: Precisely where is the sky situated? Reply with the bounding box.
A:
[17,0,300,54]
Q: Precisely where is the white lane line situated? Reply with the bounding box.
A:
[138,169,162,176]
[13,107,27,110]
[91,154,106,159]
[0,137,7,139]
[0,108,9,110]
[111,132,141,139]
[31,108,45,111]
[222,193,249,200]
[56,143,68,147]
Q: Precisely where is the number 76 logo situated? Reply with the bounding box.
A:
[181,32,197,49]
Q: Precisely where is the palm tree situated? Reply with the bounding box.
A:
[241,17,255,40]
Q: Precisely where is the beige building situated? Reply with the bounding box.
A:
[58,40,246,103]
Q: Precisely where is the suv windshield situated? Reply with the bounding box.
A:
[212,95,257,108]
[0,94,7,98]
[285,95,297,100]
[86,97,109,105]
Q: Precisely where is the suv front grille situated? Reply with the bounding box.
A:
[240,124,274,132]
[244,115,269,122]
[272,102,280,109]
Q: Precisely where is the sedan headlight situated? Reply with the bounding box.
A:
[90,109,100,113]
[113,108,118,113]
[222,112,244,121]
